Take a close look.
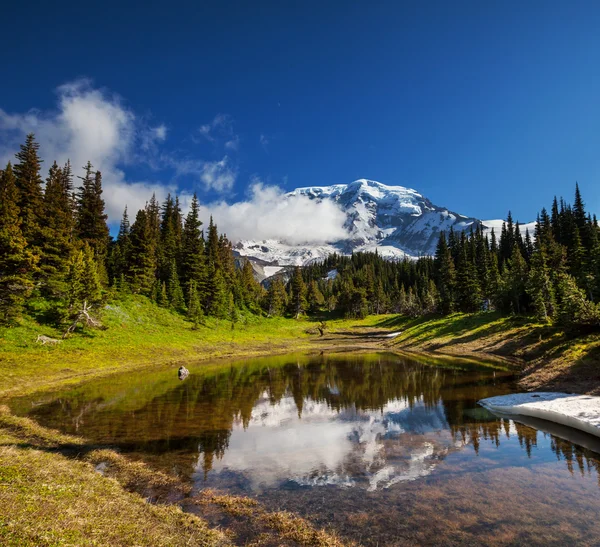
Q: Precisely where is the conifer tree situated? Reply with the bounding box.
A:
[209,269,229,322]
[499,246,528,314]
[205,216,221,270]
[181,194,206,302]
[110,207,132,281]
[40,161,75,305]
[186,280,204,327]
[13,134,43,246]
[290,267,307,318]
[0,163,37,323]
[65,244,103,314]
[434,233,456,314]
[307,279,325,313]
[265,278,287,316]
[526,245,555,322]
[455,232,482,312]
[157,281,169,308]
[167,259,185,312]
[128,209,156,295]
[76,164,109,272]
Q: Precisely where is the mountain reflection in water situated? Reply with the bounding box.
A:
[13,352,600,495]
[13,351,600,545]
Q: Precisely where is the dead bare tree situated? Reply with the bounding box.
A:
[63,301,104,338]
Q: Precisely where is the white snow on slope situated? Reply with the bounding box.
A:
[235,179,534,266]
[479,393,600,438]
[482,219,537,237]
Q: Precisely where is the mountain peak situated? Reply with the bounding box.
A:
[237,179,488,268]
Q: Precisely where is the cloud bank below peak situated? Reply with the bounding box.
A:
[0,79,348,246]
[199,182,349,245]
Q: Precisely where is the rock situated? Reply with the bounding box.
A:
[178,366,190,381]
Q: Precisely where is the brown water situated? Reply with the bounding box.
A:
[11,352,600,545]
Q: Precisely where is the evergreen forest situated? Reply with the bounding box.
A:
[1,134,599,334]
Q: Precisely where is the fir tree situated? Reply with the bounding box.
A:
[186,280,204,327]
[181,194,206,302]
[0,163,38,323]
[13,134,43,246]
[76,164,109,272]
[307,279,325,313]
[65,244,103,314]
[290,267,307,318]
[265,278,287,317]
[128,209,156,295]
[434,233,456,314]
[40,161,75,307]
[167,259,185,312]
[526,245,555,322]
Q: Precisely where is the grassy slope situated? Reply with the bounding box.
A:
[0,295,320,397]
[376,312,600,394]
[3,299,600,546]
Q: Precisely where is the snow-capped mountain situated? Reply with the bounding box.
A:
[234,179,532,268]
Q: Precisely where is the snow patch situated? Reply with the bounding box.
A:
[263,266,283,278]
[479,392,600,438]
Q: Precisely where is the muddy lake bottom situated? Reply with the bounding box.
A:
[11,351,600,546]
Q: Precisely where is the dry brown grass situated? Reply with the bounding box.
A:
[0,435,229,546]
[195,489,352,546]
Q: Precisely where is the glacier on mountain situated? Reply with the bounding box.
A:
[234,179,533,267]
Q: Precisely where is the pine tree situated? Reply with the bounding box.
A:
[500,246,528,314]
[13,134,43,246]
[157,281,169,308]
[40,161,75,306]
[128,209,156,295]
[181,194,206,302]
[434,233,456,314]
[555,272,600,330]
[205,216,221,270]
[186,280,204,327]
[0,163,38,323]
[110,207,132,281]
[307,279,325,313]
[290,267,307,319]
[65,244,103,314]
[455,233,481,312]
[159,195,181,282]
[526,245,555,322]
[265,278,287,317]
[240,260,258,308]
[166,259,185,312]
[209,269,229,321]
[76,164,109,274]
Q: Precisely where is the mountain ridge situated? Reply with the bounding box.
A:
[234,179,534,271]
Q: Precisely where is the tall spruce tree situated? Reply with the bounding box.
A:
[128,209,156,295]
[0,163,38,323]
[13,134,44,247]
[290,267,307,318]
[181,194,206,303]
[40,161,75,306]
[434,233,456,314]
[76,164,109,273]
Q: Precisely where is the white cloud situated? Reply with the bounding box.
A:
[259,133,269,149]
[199,181,348,244]
[0,79,174,221]
[224,134,240,151]
[168,155,237,193]
[196,113,238,152]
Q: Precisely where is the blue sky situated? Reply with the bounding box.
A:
[1,0,600,234]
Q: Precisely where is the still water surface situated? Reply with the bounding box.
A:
[12,352,600,545]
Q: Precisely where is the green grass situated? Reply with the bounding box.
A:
[0,296,324,397]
